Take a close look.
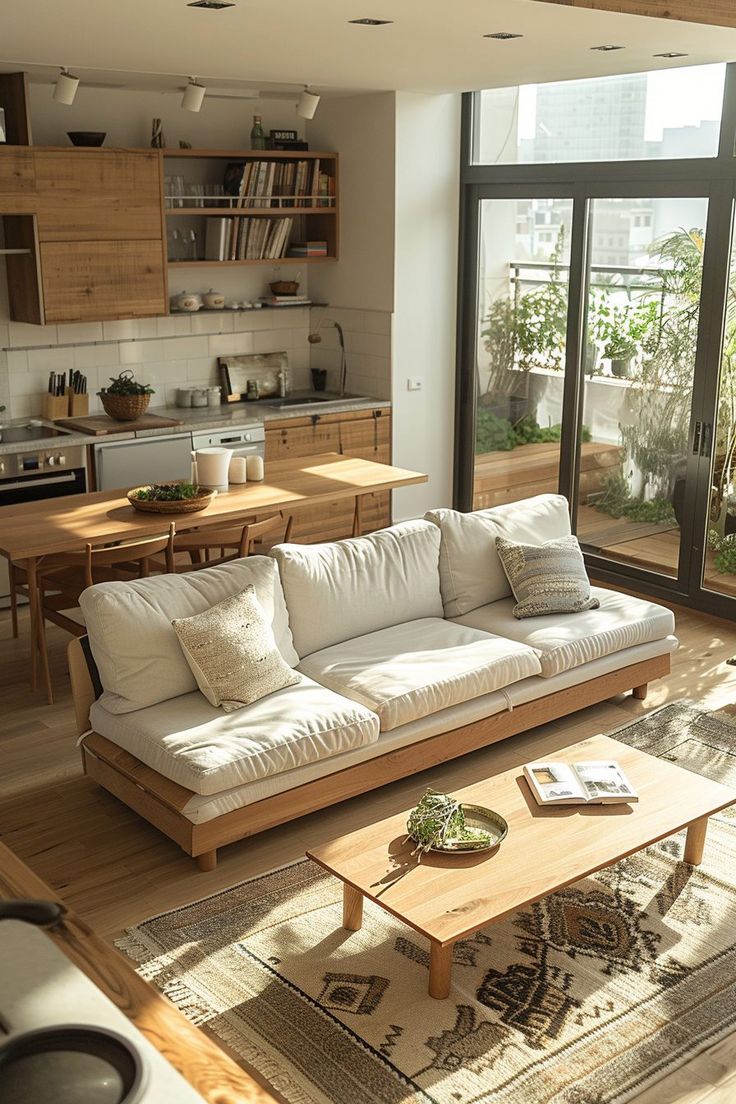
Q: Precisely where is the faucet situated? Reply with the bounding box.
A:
[308,319,348,396]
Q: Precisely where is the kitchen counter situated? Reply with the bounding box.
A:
[0,396,391,453]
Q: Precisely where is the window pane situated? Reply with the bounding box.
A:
[576,198,708,579]
[473,198,573,510]
[473,65,725,165]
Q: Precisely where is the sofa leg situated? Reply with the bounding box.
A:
[632,683,648,701]
[196,849,217,872]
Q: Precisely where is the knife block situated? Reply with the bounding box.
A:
[67,389,89,417]
[41,393,69,421]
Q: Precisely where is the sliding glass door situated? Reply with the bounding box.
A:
[471,197,574,511]
[577,196,708,585]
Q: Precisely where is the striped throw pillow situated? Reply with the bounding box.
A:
[495,535,600,620]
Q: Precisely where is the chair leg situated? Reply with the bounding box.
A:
[37,608,54,706]
[8,563,19,638]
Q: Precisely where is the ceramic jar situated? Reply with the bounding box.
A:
[202,288,226,310]
[171,290,202,312]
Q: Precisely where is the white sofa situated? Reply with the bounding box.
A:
[69,494,677,868]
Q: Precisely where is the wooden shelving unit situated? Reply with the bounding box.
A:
[162,148,339,266]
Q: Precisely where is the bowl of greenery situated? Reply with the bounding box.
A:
[99,370,155,421]
[407,789,508,855]
[127,481,216,514]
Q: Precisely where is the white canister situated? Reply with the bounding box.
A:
[207,386,221,408]
[246,454,264,482]
[176,388,194,408]
[191,389,208,408]
[229,456,247,484]
[193,447,233,492]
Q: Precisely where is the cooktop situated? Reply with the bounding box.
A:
[0,423,71,444]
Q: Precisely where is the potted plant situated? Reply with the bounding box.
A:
[98,370,155,422]
[604,330,639,378]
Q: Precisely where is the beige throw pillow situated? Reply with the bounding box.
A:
[172,585,300,712]
[495,535,600,620]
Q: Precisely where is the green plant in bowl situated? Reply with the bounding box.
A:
[132,481,201,502]
[100,369,155,397]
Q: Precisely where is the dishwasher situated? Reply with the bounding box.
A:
[94,423,265,491]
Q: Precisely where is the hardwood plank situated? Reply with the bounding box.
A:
[530,0,736,30]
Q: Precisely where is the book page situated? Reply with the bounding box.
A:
[526,762,586,803]
[573,761,635,801]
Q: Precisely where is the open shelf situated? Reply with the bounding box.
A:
[166,206,336,217]
[168,256,333,268]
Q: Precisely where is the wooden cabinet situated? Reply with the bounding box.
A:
[40,240,166,323]
[0,147,35,203]
[33,149,164,242]
[265,408,392,542]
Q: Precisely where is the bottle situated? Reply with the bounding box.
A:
[250,115,266,150]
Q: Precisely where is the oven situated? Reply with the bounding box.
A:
[0,444,87,506]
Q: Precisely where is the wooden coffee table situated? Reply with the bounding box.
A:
[307,732,736,999]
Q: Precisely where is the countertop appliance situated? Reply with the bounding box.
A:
[0,914,207,1103]
[94,422,265,491]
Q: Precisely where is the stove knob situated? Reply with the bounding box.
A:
[58,454,67,466]
[48,454,58,466]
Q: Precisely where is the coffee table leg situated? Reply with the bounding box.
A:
[429,942,453,1000]
[684,815,709,865]
[342,884,364,931]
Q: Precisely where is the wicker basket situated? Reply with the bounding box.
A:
[269,280,300,296]
[99,392,152,421]
[127,484,216,514]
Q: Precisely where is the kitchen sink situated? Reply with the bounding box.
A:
[269,392,368,409]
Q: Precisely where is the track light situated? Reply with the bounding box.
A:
[53,67,79,106]
[297,86,320,120]
[182,77,206,112]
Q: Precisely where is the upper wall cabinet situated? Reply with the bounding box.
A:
[0,148,35,201]
[33,150,164,241]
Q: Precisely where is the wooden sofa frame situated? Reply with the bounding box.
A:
[68,637,670,870]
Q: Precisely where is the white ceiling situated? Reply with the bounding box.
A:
[1,0,736,96]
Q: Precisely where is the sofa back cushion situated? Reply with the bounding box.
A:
[425,494,571,617]
[271,520,443,658]
[79,556,298,714]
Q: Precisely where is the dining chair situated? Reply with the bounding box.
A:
[165,512,293,572]
[34,525,176,704]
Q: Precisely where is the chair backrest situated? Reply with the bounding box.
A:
[178,513,291,570]
[44,524,176,588]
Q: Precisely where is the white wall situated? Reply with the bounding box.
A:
[306,93,395,313]
[392,92,461,519]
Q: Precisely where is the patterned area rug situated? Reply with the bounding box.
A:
[117,702,736,1104]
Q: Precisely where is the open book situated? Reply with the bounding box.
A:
[523,760,638,806]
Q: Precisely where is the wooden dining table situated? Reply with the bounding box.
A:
[0,452,428,702]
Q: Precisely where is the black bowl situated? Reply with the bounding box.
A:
[67,131,106,147]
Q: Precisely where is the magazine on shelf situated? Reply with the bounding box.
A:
[523,760,638,805]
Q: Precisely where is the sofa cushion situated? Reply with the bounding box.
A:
[88,674,380,795]
[298,617,542,731]
[80,556,298,715]
[425,494,571,617]
[271,520,444,659]
[452,586,675,677]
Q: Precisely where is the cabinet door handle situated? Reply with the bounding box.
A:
[692,421,702,455]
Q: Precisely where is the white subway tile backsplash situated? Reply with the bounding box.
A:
[6,350,29,374]
[349,332,391,358]
[186,357,217,381]
[119,340,165,365]
[56,322,104,345]
[190,311,234,335]
[8,321,58,348]
[73,342,121,370]
[208,332,252,357]
[27,345,75,374]
[252,331,288,353]
[156,315,192,338]
[362,311,391,336]
[102,320,139,341]
[162,335,210,361]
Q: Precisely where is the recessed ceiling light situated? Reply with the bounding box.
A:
[591,44,625,51]
[187,1,235,8]
[484,32,523,40]
[348,17,393,25]
[653,51,688,58]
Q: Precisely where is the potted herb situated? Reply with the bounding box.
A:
[99,370,155,422]
[604,330,638,378]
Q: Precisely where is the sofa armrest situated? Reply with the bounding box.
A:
[67,636,101,736]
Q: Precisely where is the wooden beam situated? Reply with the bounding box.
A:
[530,0,736,30]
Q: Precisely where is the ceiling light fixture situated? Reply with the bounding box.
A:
[53,67,80,105]
[653,51,688,58]
[348,17,393,24]
[484,32,523,40]
[182,77,206,112]
[591,44,625,51]
[187,1,235,8]
[297,85,320,119]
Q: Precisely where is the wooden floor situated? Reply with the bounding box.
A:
[3,601,736,1103]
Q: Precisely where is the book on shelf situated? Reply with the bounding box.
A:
[258,295,312,306]
[287,241,328,257]
[523,760,638,806]
[232,159,330,210]
[205,218,231,261]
